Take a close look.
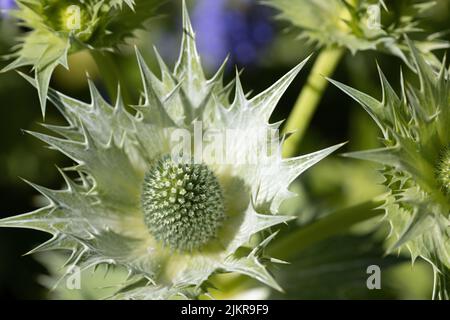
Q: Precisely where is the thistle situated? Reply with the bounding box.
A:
[0,4,343,299]
[264,0,446,62]
[1,0,159,115]
[330,40,450,299]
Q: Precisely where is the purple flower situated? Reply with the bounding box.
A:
[193,0,274,69]
[0,0,16,16]
[193,0,228,69]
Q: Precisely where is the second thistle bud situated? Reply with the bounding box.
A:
[62,5,82,31]
[437,149,450,195]
[42,0,93,41]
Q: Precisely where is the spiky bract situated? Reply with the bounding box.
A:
[1,0,159,115]
[331,40,450,299]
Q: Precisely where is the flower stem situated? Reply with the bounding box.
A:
[282,46,344,158]
[90,51,133,105]
[267,197,385,260]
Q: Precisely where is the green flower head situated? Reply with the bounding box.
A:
[1,0,159,115]
[330,40,450,299]
[437,149,450,195]
[264,0,447,64]
[0,3,343,299]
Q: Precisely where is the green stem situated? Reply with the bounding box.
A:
[90,51,133,105]
[282,46,345,158]
[267,197,385,260]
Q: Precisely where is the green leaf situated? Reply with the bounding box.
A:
[270,233,405,299]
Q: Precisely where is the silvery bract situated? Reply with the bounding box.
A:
[330,40,450,299]
[0,4,343,299]
[1,0,159,115]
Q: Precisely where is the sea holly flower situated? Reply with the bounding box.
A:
[264,0,446,62]
[1,0,159,115]
[330,40,450,299]
[0,4,343,299]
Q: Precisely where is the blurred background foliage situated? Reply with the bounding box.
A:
[0,0,448,299]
